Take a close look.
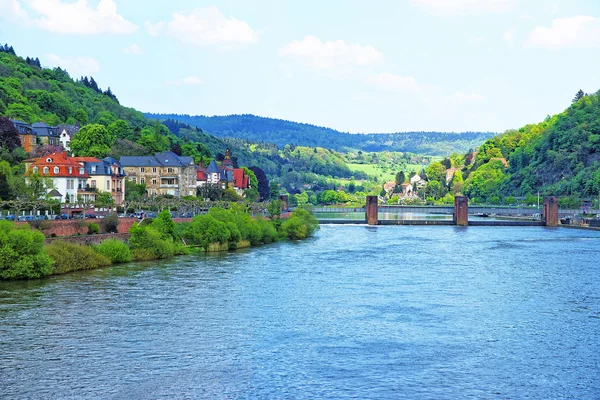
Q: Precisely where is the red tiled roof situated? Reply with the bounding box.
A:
[26,151,90,178]
[197,171,207,181]
[72,156,101,163]
[233,168,249,189]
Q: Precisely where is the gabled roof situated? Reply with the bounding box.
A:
[26,152,89,178]
[197,171,207,181]
[120,152,195,168]
[48,189,62,197]
[32,122,58,137]
[233,168,249,189]
[206,160,220,174]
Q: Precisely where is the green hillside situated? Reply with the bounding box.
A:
[146,113,494,156]
[463,90,600,202]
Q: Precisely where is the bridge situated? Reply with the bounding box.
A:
[313,196,561,227]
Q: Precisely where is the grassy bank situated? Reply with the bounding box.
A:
[0,204,319,280]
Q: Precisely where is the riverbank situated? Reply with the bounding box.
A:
[0,206,319,281]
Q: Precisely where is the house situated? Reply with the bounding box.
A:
[73,156,126,205]
[31,122,59,146]
[57,124,80,152]
[25,151,89,203]
[410,174,426,188]
[120,152,197,197]
[400,183,414,196]
[205,160,221,185]
[199,151,251,196]
[11,119,37,152]
[383,181,396,194]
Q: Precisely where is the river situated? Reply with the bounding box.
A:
[1,225,600,399]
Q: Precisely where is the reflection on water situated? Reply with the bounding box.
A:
[1,226,600,399]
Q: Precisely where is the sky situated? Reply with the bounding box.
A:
[1,0,600,134]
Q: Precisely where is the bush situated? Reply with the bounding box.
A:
[182,214,230,251]
[87,223,100,235]
[0,220,53,280]
[280,208,319,240]
[94,239,132,263]
[46,241,111,275]
[103,214,119,233]
[129,224,176,260]
[254,217,278,244]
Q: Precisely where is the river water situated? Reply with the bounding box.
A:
[1,225,600,399]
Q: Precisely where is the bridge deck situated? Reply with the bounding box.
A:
[318,219,545,226]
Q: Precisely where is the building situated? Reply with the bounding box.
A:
[198,156,250,196]
[57,124,80,152]
[120,151,197,197]
[73,156,126,205]
[31,122,59,146]
[11,119,37,152]
[25,151,90,203]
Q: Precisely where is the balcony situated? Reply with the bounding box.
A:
[160,184,179,188]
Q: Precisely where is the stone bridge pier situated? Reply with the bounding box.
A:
[366,196,378,225]
[454,196,469,226]
[542,196,558,227]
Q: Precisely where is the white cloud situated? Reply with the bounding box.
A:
[26,0,137,35]
[144,20,164,37]
[122,44,143,55]
[503,28,516,42]
[529,16,600,48]
[449,91,485,104]
[166,76,204,87]
[366,72,422,93]
[279,36,383,69]
[410,0,515,15]
[166,6,258,47]
[44,54,100,76]
[0,0,29,22]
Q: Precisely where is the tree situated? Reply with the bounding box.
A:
[0,116,20,152]
[395,171,406,185]
[249,167,270,201]
[426,162,446,183]
[269,181,279,201]
[74,108,89,125]
[69,124,116,157]
[108,120,132,140]
[573,89,585,103]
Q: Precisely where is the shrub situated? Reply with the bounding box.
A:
[103,214,119,233]
[0,220,53,280]
[87,223,100,235]
[94,239,132,263]
[129,225,176,260]
[46,241,111,275]
[280,208,320,240]
[182,214,230,251]
[254,217,278,244]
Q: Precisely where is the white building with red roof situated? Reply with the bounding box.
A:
[25,151,89,203]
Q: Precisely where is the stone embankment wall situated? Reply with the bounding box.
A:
[18,217,194,238]
[44,233,131,245]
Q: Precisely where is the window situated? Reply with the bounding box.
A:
[91,180,96,188]
[140,167,145,173]
[33,167,39,174]
[68,167,72,175]
[79,168,84,175]
[131,178,137,183]
[67,180,71,189]
[106,181,110,190]
[168,167,173,173]
[152,179,157,185]
[43,167,49,174]
[92,166,97,173]
[152,167,157,173]
[140,178,145,184]
[53,167,59,174]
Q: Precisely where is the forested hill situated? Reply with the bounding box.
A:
[462,89,600,201]
[145,113,495,155]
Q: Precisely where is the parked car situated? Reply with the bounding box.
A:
[5,215,15,221]
[86,214,97,219]
[147,212,157,218]
[34,215,48,220]
[56,214,69,220]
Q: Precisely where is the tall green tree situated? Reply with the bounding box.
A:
[69,124,116,157]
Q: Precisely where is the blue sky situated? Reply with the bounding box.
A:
[1,0,600,134]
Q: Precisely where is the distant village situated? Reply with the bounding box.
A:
[11,119,251,209]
